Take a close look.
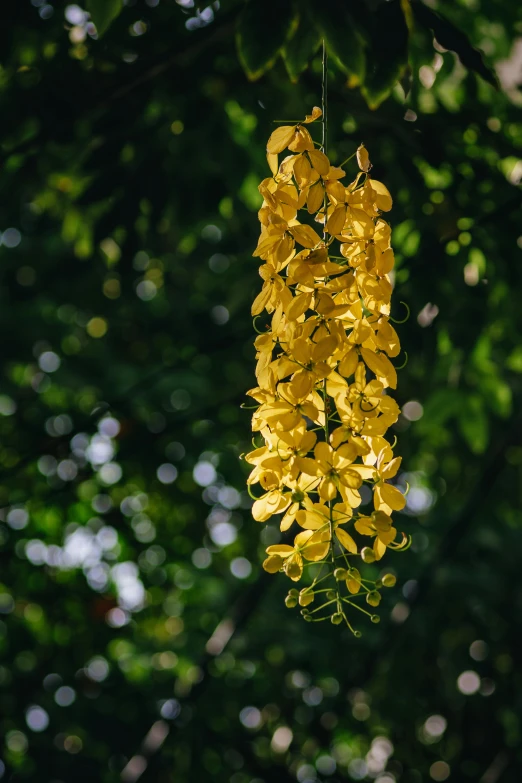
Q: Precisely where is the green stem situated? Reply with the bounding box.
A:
[306,598,336,615]
[339,151,356,167]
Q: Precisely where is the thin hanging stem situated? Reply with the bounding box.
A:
[321,41,328,156]
[319,39,339,611]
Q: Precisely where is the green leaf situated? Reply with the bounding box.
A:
[361,0,410,109]
[458,395,489,454]
[87,0,123,37]
[413,3,498,88]
[417,388,463,434]
[236,0,299,81]
[506,346,522,373]
[282,7,321,83]
[309,0,366,85]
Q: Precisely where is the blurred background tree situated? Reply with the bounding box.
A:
[1,0,522,781]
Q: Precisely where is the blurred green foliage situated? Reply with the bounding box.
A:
[1,1,522,782]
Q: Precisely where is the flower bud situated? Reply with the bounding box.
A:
[299,589,314,607]
[331,612,343,625]
[382,573,397,588]
[334,567,348,581]
[361,547,376,563]
[285,595,297,608]
[366,590,381,607]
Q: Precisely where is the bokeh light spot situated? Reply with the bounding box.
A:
[25,706,49,732]
[430,761,450,781]
[457,670,480,695]
[87,317,108,338]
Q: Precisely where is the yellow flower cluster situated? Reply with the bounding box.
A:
[245,107,409,630]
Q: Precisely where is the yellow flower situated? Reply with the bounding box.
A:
[346,363,384,416]
[265,107,322,155]
[251,263,292,316]
[288,334,338,386]
[247,107,412,628]
[296,501,357,554]
[252,381,323,433]
[279,473,320,532]
[354,510,397,560]
[300,442,363,501]
[372,455,406,513]
[263,527,330,581]
[252,488,290,523]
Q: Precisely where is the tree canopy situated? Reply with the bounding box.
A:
[1,1,522,782]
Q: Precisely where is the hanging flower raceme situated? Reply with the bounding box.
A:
[243,106,411,634]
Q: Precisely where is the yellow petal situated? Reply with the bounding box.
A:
[361,418,389,437]
[301,402,321,423]
[335,528,358,554]
[289,223,322,249]
[373,537,387,560]
[289,370,314,400]
[263,554,283,573]
[360,348,397,389]
[253,232,281,258]
[350,207,374,239]
[313,335,337,362]
[267,125,296,154]
[286,292,312,321]
[285,553,303,580]
[370,179,393,212]
[252,494,278,522]
[330,426,349,449]
[308,148,330,176]
[296,509,325,530]
[326,179,345,201]
[314,441,332,464]
[297,457,320,477]
[303,541,330,561]
[339,470,362,490]
[376,247,395,275]
[326,205,346,236]
[381,456,402,480]
[303,106,322,124]
[349,464,375,481]
[319,478,337,501]
[307,181,324,214]
[338,348,358,378]
[288,126,314,152]
[339,486,361,508]
[356,144,371,172]
[289,336,311,365]
[294,154,312,188]
[376,483,406,511]
[354,518,374,536]
[294,530,314,548]
[267,152,278,177]
[372,510,393,530]
[266,544,294,556]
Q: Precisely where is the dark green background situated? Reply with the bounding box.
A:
[1,1,522,781]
